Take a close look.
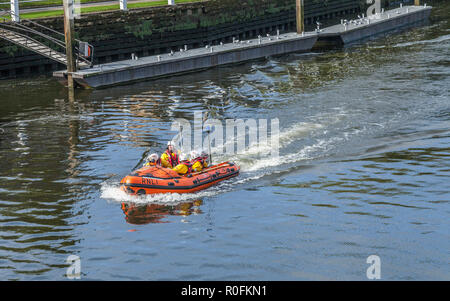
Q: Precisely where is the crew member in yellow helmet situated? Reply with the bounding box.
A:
[160,141,180,168]
[172,153,191,175]
[190,150,209,172]
[143,153,160,166]
[200,150,209,168]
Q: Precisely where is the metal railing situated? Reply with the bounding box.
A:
[0,7,94,67]
[0,0,179,9]
[0,27,67,63]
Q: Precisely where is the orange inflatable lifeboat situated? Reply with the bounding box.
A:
[120,161,240,195]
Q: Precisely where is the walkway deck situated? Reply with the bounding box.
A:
[54,32,318,88]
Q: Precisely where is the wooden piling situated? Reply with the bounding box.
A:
[63,0,76,89]
[296,0,304,34]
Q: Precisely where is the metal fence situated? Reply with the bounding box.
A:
[0,0,178,21]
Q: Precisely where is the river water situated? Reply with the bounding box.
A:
[0,3,449,280]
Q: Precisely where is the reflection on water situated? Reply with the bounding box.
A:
[0,1,449,280]
[121,200,203,225]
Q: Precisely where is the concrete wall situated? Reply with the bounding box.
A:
[0,0,364,79]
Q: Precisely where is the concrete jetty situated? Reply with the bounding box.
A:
[316,5,432,46]
[53,4,432,89]
[54,32,318,89]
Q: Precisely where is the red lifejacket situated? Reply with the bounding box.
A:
[190,157,206,172]
[191,157,202,165]
[165,149,179,167]
[179,159,193,173]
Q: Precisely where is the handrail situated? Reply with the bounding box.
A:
[0,8,94,67]
[0,21,66,48]
[0,28,67,62]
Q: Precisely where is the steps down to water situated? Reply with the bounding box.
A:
[0,27,90,69]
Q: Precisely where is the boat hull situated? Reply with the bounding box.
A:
[120,162,240,195]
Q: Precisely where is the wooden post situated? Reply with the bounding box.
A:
[11,0,20,22]
[414,0,420,6]
[63,0,77,89]
[296,0,304,34]
[120,0,127,10]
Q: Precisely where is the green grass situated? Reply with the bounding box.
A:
[0,0,204,10]
[10,10,65,20]
[1,0,205,20]
[0,0,115,9]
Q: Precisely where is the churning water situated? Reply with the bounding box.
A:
[0,2,449,280]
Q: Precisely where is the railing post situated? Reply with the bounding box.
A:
[11,0,20,22]
[168,0,175,5]
[120,0,127,11]
[296,0,304,34]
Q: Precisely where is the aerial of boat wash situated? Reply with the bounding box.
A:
[0,0,448,286]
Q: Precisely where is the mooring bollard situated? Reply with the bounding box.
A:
[316,21,321,33]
